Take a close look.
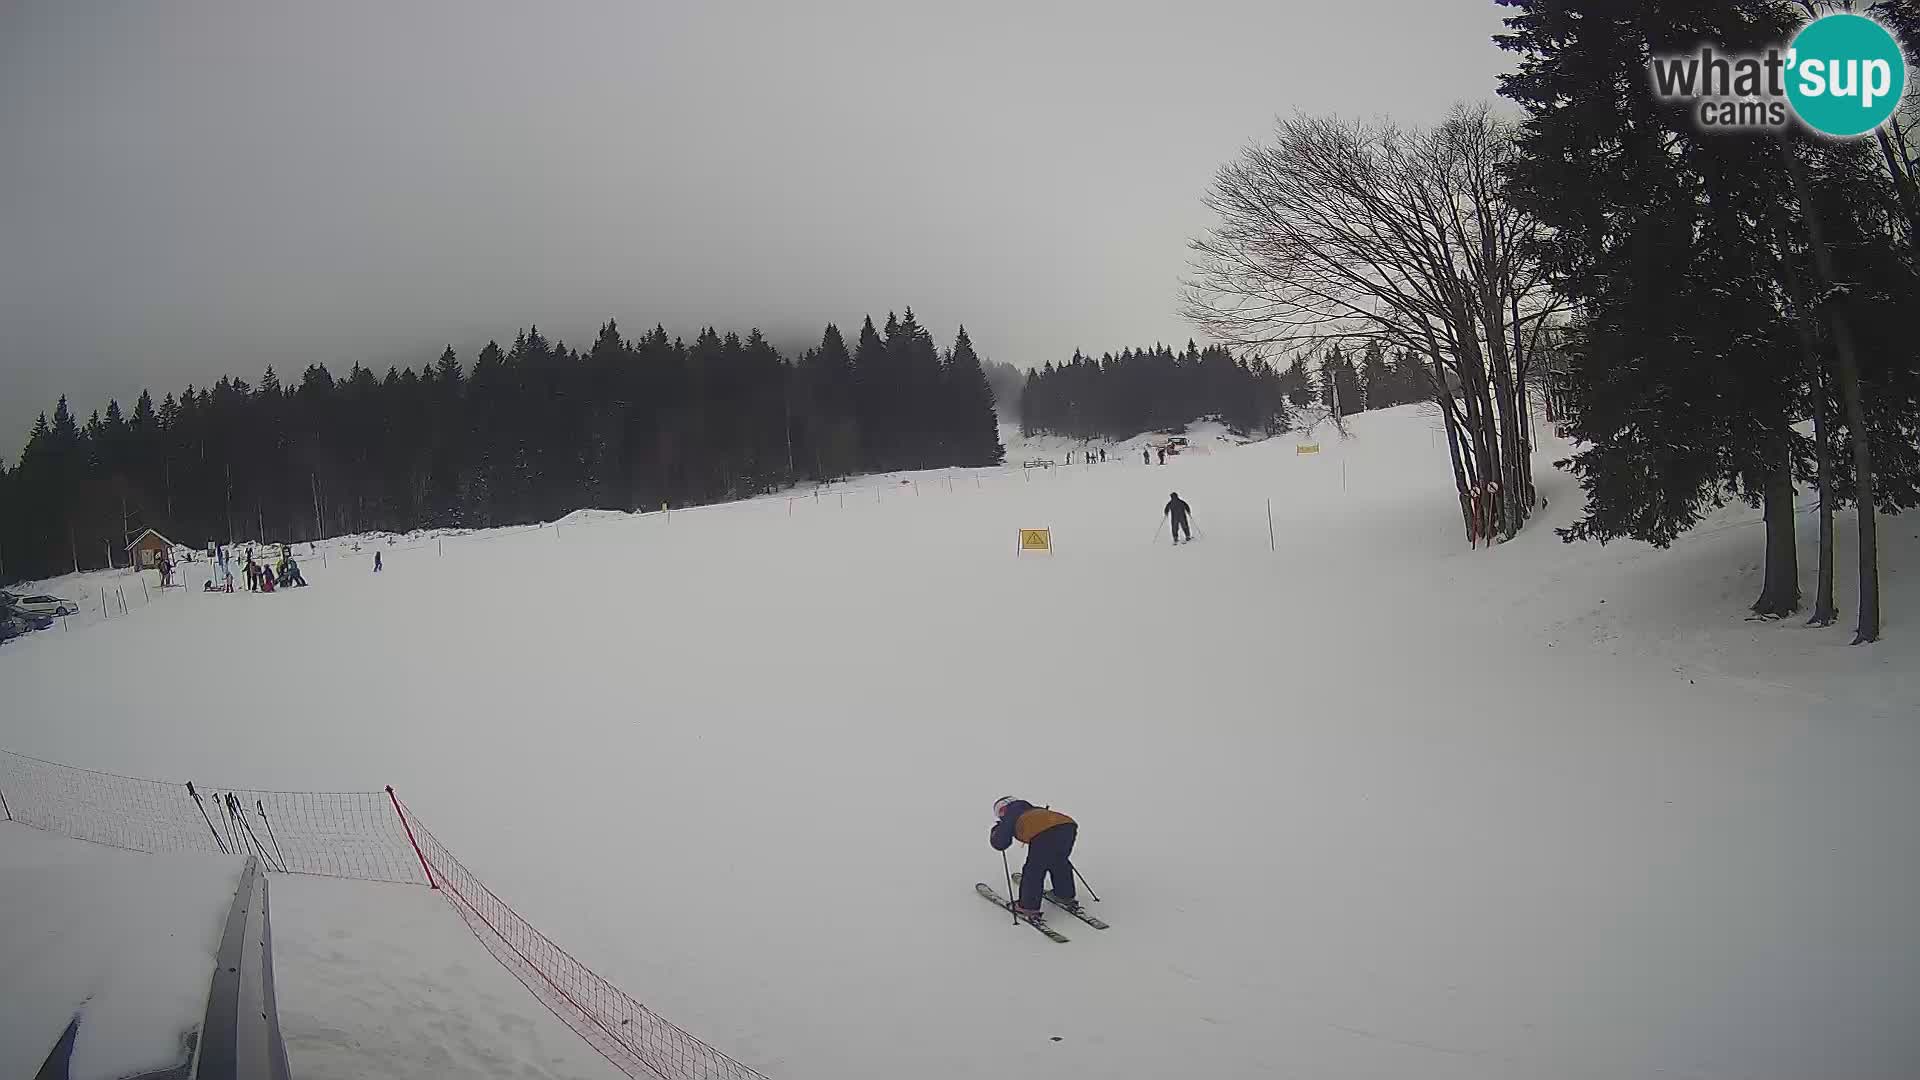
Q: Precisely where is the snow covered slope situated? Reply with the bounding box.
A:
[2,403,1915,1079]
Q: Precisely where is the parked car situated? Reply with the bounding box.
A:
[10,593,78,618]
[0,608,50,640]
[0,592,47,631]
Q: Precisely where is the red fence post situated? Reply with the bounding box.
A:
[387,785,438,890]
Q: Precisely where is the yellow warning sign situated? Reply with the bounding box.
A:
[1296,443,1321,455]
[1018,528,1052,554]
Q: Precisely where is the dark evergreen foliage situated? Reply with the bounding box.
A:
[1281,358,1314,409]
[1497,0,1807,550]
[1358,342,1430,409]
[1019,342,1288,440]
[1496,0,1920,634]
[1,311,1004,582]
[1317,347,1365,417]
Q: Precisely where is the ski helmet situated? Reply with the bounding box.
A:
[992,795,1019,818]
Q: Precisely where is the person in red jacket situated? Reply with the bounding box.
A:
[990,796,1077,917]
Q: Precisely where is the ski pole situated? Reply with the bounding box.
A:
[187,782,227,853]
[218,792,241,855]
[257,798,289,871]
[1072,864,1102,903]
[229,793,282,872]
[223,793,258,862]
[1002,848,1017,924]
[1152,511,1167,542]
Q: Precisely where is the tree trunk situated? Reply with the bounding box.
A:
[1479,294,1528,540]
[1510,296,1540,511]
[1778,236,1838,627]
[1450,315,1501,539]
[1751,457,1800,618]
[1809,381,1838,627]
[1782,139,1879,643]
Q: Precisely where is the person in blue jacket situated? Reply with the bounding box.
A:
[990,796,1078,916]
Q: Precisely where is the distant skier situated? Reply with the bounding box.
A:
[1099,448,1106,463]
[373,551,383,573]
[1156,446,1167,465]
[1142,447,1150,466]
[1165,492,1193,544]
[990,796,1077,917]
[283,554,307,587]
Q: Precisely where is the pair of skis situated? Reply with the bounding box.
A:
[975,874,1109,943]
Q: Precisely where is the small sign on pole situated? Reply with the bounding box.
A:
[1017,528,1053,556]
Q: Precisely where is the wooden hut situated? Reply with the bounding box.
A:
[126,528,176,569]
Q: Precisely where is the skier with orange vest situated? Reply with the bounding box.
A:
[990,796,1077,917]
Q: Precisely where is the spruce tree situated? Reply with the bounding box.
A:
[1282,357,1314,409]
[1359,341,1394,409]
[1318,347,1362,417]
[852,315,890,470]
[801,324,859,478]
[1498,0,1811,617]
[943,326,1005,466]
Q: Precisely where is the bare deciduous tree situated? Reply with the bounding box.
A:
[1185,105,1563,545]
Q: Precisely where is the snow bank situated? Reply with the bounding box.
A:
[271,874,622,1079]
[0,823,241,1080]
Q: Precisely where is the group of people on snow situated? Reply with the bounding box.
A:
[207,544,309,593]
[196,539,386,591]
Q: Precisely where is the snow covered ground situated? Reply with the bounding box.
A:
[2,403,1916,1079]
[0,824,239,1079]
[270,873,624,1080]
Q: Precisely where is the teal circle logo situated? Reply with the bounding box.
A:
[1786,14,1907,138]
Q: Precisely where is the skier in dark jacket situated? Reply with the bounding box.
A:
[1165,492,1193,543]
[990,796,1077,916]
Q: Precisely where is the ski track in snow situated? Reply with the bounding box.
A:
[3,404,1916,1080]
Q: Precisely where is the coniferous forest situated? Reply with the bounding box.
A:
[0,309,1002,583]
[1018,343,1290,441]
[1494,0,1920,642]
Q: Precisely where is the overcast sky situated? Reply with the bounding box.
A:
[0,1,1512,451]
